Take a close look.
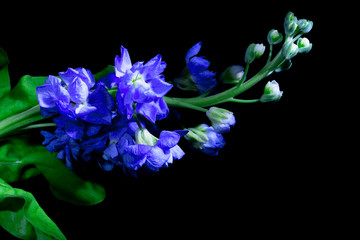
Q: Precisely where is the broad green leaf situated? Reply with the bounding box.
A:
[0,75,46,122]
[0,48,10,100]
[0,178,67,240]
[0,136,106,206]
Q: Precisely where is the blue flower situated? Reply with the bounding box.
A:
[185,124,226,156]
[206,107,236,134]
[122,128,187,173]
[37,68,114,125]
[175,42,217,94]
[41,129,80,169]
[113,46,173,123]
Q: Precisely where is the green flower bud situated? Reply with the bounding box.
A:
[185,125,209,146]
[245,43,265,64]
[245,43,256,64]
[254,44,265,58]
[260,80,283,103]
[282,38,299,60]
[297,37,312,54]
[284,12,298,36]
[135,128,158,146]
[267,29,283,45]
[220,65,245,84]
[297,19,313,34]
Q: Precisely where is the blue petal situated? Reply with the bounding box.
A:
[103,143,119,159]
[115,46,132,78]
[187,56,210,75]
[59,68,78,86]
[41,130,56,145]
[203,127,226,156]
[157,131,180,149]
[68,77,89,103]
[146,146,170,171]
[37,84,57,108]
[65,119,84,140]
[170,145,185,160]
[143,54,166,77]
[123,144,151,170]
[82,84,114,125]
[185,42,202,63]
[154,98,169,121]
[192,71,217,94]
[149,77,173,97]
[136,102,157,123]
[76,68,95,89]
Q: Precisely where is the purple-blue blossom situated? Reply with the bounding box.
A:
[175,42,217,94]
[185,124,226,156]
[36,68,114,125]
[122,128,187,174]
[113,46,173,123]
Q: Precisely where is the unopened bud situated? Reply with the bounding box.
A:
[297,37,312,54]
[260,80,283,103]
[282,38,299,60]
[220,65,245,84]
[267,29,283,45]
[206,107,236,134]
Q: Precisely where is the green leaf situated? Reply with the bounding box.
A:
[0,75,46,122]
[0,178,67,240]
[0,136,106,206]
[0,48,10,100]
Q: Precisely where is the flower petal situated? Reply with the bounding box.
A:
[58,68,78,86]
[68,77,89,103]
[115,46,132,78]
[36,84,57,108]
[157,131,180,149]
[149,77,173,97]
[170,145,185,160]
[192,70,217,94]
[136,102,157,123]
[185,42,202,63]
[188,56,210,75]
[146,146,170,171]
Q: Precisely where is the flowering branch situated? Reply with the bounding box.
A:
[0,11,313,239]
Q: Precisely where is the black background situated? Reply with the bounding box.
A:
[1,2,330,239]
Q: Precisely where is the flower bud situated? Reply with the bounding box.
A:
[206,107,236,134]
[135,128,158,146]
[260,80,283,103]
[297,19,313,34]
[185,124,226,156]
[267,29,283,45]
[220,65,245,84]
[245,43,266,64]
[282,38,299,60]
[297,37,312,54]
[284,12,298,36]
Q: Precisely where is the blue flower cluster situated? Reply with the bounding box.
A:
[36,44,232,175]
[36,47,184,174]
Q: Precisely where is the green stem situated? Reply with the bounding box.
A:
[162,98,208,112]
[0,105,45,138]
[267,44,273,63]
[229,98,260,103]
[164,51,285,108]
[237,63,249,86]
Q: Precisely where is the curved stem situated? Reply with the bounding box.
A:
[229,98,260,103]
[164,51,284,108]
